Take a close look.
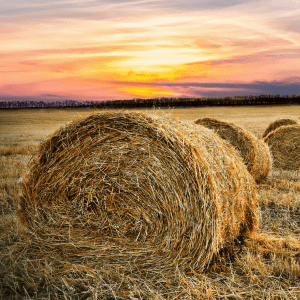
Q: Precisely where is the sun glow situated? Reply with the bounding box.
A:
[121,86,175,98]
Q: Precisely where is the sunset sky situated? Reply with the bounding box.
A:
[1,0,300,101]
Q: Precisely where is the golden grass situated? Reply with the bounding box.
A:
[1,106,300,299]
[260,178,300,192]
[0,154,31,216]
[0,146,35,156]
[194,117,272,183]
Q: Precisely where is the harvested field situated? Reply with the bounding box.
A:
[1,106,300,299]
[262,118,298,138]
[264,124,300,171]
[194,117,272,183]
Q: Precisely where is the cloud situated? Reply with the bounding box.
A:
[0,45,145,59]
[274,15,300,34]
[39,93,65,98]
[0,0,273,22]
[0,1,107,21]
[287,19,300,33]
[0,94,72,102]
[141,0,258,12]
[19,61,36,65]
[1,78,299,101]
[110,78,300,97]
[187,48,300,66]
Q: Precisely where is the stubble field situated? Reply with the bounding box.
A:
[1,105,300,299]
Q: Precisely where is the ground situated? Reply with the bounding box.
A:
[1,105,300,299]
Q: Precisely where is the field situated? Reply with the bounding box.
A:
[1,105,300,299]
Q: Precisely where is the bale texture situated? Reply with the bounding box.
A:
[194,117,272,183]
[264,125,300,171]
[19,111,259,272]
[262,118,298,139]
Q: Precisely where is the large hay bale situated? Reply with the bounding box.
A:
[19,111,259,272]
[264,124,300,171]
[194,117,272,183]
[262,118,298,139]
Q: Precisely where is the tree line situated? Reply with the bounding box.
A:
[1,94,300,110]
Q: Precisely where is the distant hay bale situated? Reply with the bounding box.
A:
[262,118,298,139]
[194,117,272,183]
[18,112,259,272]
[264,125,300,171]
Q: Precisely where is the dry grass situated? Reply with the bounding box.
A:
[0,146,35,156]
[260,178,300,192]
[264,125,300,171]
[262,118,298,139]
[0,154,31,215]
[1,106,300,299]
[194,117,272,183]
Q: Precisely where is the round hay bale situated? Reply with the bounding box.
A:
[194,117,272,183]
[18,111,259,272]
[264,124,300,171]
[262,118,298,139]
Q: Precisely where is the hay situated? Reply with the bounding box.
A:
[262,118,298,139]
[194,117,272,183]
[259,178,300,192]
[18,111,259,274]
[264,124,300,171]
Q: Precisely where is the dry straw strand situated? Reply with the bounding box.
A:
[194,117,272,183]
[262,118,298,139]
[18,111,259,278]
[264,124,300,171]
[259,178,300,192]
